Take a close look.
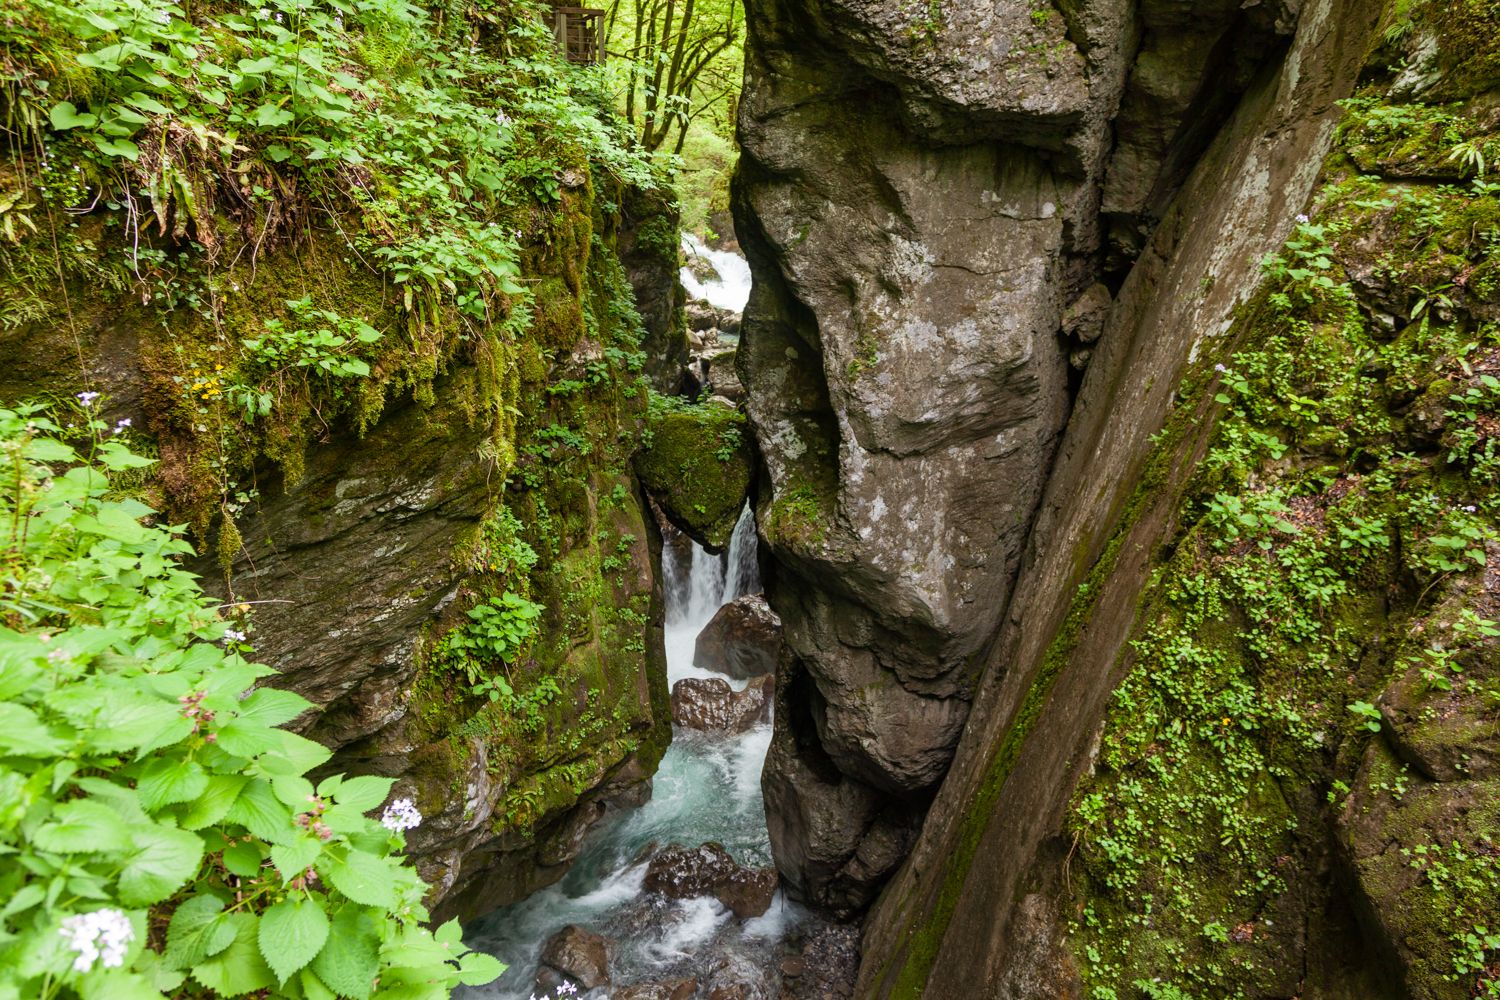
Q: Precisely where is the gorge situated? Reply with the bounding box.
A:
[2,0,1499,997]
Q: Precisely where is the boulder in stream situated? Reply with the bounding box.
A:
[613,980,698,1000]
[670,676,773,733]
[643,842,780,918]
[538,924,612,990]
[693,594,780,680]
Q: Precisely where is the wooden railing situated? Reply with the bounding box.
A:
[551,6,605,65]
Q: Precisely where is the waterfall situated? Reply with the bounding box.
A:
[722,504,760,602]
[460,500,809,999]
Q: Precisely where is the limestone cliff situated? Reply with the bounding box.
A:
[737,0,1500,994]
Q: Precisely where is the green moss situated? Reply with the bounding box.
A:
[635,398,752,547]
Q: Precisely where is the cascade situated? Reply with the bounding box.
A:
[461,506,804,998]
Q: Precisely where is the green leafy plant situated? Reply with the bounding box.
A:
[436,591,544,687]
[0,402,503,999]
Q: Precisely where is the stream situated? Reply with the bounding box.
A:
[459,509,809,997]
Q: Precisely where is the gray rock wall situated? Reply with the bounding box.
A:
[734,0,1302,915]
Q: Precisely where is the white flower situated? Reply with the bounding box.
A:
[59,908,134,973]
[380,797,422,833]
[223,628,247,643]
[556,985,578,996]
[112,418,132,435]
[76,391,100,406]
[1213,363,1226,372]
[1295,213,1309,223]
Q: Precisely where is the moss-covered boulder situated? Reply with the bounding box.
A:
[636,397,752,549]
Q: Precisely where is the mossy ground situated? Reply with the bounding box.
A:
[1065,73,1500,1000]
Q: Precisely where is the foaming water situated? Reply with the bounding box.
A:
[680,235,751,314]
[459,506,807,998]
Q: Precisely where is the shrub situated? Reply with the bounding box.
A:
[0,400,502,999]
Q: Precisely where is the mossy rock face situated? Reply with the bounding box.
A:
[636,400,753,549]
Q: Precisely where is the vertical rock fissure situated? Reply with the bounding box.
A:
[733,0,1305,924]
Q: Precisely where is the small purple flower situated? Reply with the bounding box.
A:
[112,418,132,435]
[1214,363,1227,372]
[1295,213,1309,224]
[76,391,100,406]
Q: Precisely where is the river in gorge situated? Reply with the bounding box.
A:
[458,236,825,996]
[458,510,812,998]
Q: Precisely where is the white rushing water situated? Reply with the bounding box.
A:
[679,234,752,314]
[459,505,801,998]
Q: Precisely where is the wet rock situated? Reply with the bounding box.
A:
[778,924,860,1000]
[694,594,782,680]
[538,924,612,990]
[613,979,698,1000]
[686,299,721,332]
[1061,282,1112,345]
[670,676,773,733]
[643,842,780,918]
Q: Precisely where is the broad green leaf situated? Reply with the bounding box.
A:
[251,103,295,127]
[0,703,65,756]
[259,896,329,982]
[137,757,208,811]
[260,729,332,776]
[225,779,293,842]
[311,905,380,1000]
[323,849,396,908]
[300,969,337,1000]
[189,912,275,997]
[78,969,166,1000]
[270,836,322,882]
[164,894,236,969]
[33,800,132,854]
[179,774,248,830]
[90,135,140,161]
[222,840,264,878]
[50,101,98,130]
[455,950,505,986]
[118,825,203,905]
[334,775,395,814]
[271,773,316,809]
[214,718,283,758]
[236,687,312,728]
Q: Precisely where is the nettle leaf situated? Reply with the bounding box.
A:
[224,779,294,843]
[221,840,265,878]
[236,687,312,728]
[50,100,98,130]
[334,775,395,814]
[164,894,236,969]
[118,824,203,905]
[322,849,396,908]
[214,718,283,758]
[33,800,132,855]
[259,896,330,982]
[137,757,209,811]
[270,836,322,882]
[178,774,248,830]
[311,905,380,1000]
[456,949,505,987]
[190,911,275,997]
[0,703,66,756]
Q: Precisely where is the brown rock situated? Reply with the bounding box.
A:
[693,595,781,680]
[670,676,773,733]
[538,924,612,990]
[613,979,697,1000]
[642,843,780,919]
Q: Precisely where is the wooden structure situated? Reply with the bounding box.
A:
[550,6,605,65]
